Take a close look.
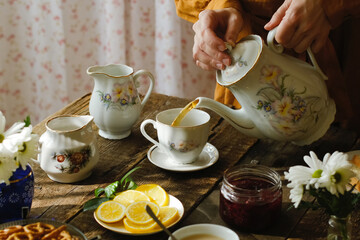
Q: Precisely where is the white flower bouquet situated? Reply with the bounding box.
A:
[285,151,360,218]
[0,111,39,185]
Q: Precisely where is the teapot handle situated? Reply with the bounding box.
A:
[133,70,155,108]
[267,27,328,80]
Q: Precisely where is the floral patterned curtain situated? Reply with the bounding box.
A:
[0,0,215,126]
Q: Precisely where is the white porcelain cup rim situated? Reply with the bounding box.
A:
[155,108,210,127]
[140,108,210,164]
[169,223,239,240]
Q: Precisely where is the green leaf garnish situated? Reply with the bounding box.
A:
[83,167,140,211]
[104,181,120,199]
[83,197,109,211]
[94,188,105,197]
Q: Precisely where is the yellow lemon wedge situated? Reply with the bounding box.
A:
[136,184,169,207]
[113,190,151,207]
[125,201,160,224]
[95,201,126,223]
[123,218,157,233]
[158,206,180,227]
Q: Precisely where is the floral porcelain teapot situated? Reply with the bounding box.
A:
[193,28,336,146]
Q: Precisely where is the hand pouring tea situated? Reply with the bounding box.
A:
[175,28,336,146]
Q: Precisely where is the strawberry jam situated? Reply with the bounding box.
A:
[220,164,282,232]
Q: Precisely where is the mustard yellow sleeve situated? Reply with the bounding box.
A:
[174,0,244,23]
[322,0,360,28]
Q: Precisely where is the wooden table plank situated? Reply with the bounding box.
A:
[30,93,258,239]
[29,92,360,240]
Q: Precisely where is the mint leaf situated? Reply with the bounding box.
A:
[105,181,119,198]
[123,179,137,191]
[120,167,140,183]
[83,197,109,211]
[119,166,140,191]
[95,188,105,197]
[82,167,140,211]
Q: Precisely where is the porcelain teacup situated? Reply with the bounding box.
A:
[140,108,210,164]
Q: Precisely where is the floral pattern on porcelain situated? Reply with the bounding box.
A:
[255,65,321,136]
[97,82,140,110]
[169,141,200,153]
[52,146,91,174]
[1,1,214,127]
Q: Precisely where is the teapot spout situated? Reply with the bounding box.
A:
[194,97,263,138]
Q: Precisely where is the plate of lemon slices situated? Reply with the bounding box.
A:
[93,184,184,235]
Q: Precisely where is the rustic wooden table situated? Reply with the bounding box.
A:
[30,92,360,240]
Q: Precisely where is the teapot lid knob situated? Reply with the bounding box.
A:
[217,35,262,86]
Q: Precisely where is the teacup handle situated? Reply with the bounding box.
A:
[133,70,155,109]
[140,119,160,148]
[267,27,328,80]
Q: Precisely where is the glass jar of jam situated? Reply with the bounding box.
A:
[219,164,282,232]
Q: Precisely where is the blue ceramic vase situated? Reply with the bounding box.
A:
[0,164,34,223]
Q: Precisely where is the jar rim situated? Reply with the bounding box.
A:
[223,164,281,193]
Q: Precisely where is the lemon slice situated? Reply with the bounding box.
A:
[113,190,151,207]
[96,201,126,223]
[125,201,160,224]
[158,206,180,227]
[123,218,157,233]
[136,184,169,207]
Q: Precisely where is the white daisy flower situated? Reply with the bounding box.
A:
[0,111,39,185]
[6,125,32,151]
[16,133,39,169]
[285,151,324,189]
[319,151,355,197]
[0,111,26,139]
[285,150,360,217]
[0,149,18,185]
[0,111,26,152]
[288,184,304,208]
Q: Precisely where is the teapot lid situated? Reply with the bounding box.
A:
[216,35,262,86]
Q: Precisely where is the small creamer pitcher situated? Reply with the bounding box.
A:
[35,115,99,183]
[87,64,155,139]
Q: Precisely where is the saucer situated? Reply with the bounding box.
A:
[147,143,219,172]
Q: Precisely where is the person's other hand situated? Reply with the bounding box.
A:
[192,8,244,71]
[264,0,331,53]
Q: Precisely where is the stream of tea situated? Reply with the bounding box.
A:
[171,99,198,126]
